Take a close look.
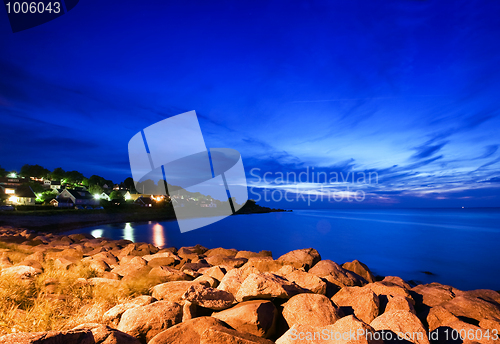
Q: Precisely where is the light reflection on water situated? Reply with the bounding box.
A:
[67,208,500,290]
[153,223,165,248]
[123,222,135,242]
[90,229,103,238]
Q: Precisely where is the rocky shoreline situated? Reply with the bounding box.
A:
[1,226,499,344]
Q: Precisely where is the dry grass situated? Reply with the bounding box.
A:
[0,243,153,336]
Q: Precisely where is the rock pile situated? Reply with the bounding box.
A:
[1,226,500,343]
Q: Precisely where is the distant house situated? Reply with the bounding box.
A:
[200,200,217,208]
[50,198,73,208]
[50,181,61,190]
[55,189,99,207]
[134,196,154,207]
[98,192,111,201]
[4,185,36,205]
[43,180,51,187]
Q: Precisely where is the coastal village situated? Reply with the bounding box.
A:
[0,165,218,210]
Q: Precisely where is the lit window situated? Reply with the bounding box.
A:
[5,189,15,194]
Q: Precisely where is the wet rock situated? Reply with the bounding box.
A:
[212,300,278,338]
[331,286,380,323]
[117,301,182,343]
[241,258,291,274]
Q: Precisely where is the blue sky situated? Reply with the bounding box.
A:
[1,0,500,208]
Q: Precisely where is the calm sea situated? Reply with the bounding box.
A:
[65,208,500,291]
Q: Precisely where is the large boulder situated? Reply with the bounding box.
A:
[205,247,238,257]
[205,255,248,268]
[217,266,260,295]
[148,317,228,344]
[151,280,211,302]
[364,281,414,309]
[240,258,291,274]
[439,295,500,323]
[276,315,379,344]
[309,260,367,287]
[111,256,147,277]
[72,323,140,344]
[276,265,327,295]
[426,306,460,331]
[277,248,321,270]
[384,295,416,315]
[0,330,93,344]
[117,301,182,343]
[282,293,342,328]
[212,300,278,338]
[148,266,192,282]
[199,325,275,344]
[235,250,273,259]
[182,284,235,310]
[103,295,155,325]
[235,272,305,301]
[411,283,456,308]
[342,260,375,283]
[370,310,429,344]
[331,286,380,323]
[1,265,41,279]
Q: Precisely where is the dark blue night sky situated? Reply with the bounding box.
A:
[1,0,500,208]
